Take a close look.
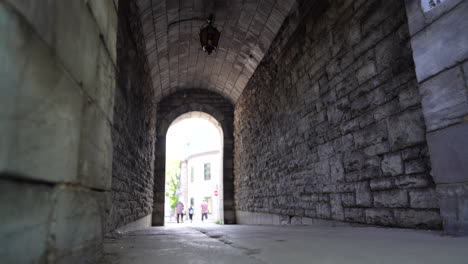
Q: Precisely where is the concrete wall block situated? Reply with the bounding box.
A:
[437,183,468,235]
[0,4,83,183]
[404,0,463,36]
[427,122,468,184]
[0,3,24,170]
[96,42,116,122]
[87,0,118,63]
[55,0,101,97]
[52,186,103,262]
[79,101,113,190]
[0,180,54,263]
[5,0,55,46]
[410,1,468,82]
[420,66,468,131]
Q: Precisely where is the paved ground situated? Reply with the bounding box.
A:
[101,224,468,264]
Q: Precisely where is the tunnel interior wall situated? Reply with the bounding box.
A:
[0,0,118,262]
[234,0,441,229]
[107,0,157,233]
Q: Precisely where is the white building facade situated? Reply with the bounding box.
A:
[180,150,222,222]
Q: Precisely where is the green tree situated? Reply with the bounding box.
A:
[165,158,180,210]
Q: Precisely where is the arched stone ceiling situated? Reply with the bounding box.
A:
[136,0,296,103]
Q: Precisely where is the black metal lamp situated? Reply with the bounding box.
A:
[199,15,220,55]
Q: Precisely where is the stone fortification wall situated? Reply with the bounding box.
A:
[234,0,441,229]
[108,0,157,232]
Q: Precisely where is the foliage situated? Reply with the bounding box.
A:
[165,158,180,210]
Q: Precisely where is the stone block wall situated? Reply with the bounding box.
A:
[234,0,441,229]
[404,0,468,235]
[0,0,117,262]
[107,0,156,232]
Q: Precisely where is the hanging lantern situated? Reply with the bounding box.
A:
[199,15,220,55]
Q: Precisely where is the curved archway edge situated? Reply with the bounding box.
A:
[152,89,235,225]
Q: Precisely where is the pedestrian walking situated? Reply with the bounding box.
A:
[201,200,208,221]
[188,206,194,223]
[176,201,184,223]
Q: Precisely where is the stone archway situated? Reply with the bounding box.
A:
[152,90,235,225]
[167,111,225,223]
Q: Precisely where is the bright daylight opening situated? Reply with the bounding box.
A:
[164,112,223,225]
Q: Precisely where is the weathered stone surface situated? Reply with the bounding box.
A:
[357,62,377,85]
[355,183,373,207]
[409,188,438,209]
[437,183,468,235]
[365,209,395,226]
[344,208,365,223]
[0,3,82,183]
[427,122,468,184]
[387,110,426,150]
[1,0,117,262]
[341,193,356,207]
[108,0,156,232]
[381,153,404,176]
[87,0,118,63]
[404,0,468,236]
[79,101,113,191]
[234,0,438,229]
[330,194,344,221]
[394,174,431,189]
[419,66,468,131]
[330,155,345,183]
[405,159,426,174]
[393,209,442,229]
[53,187,103,262]
[410,1,468,82]
[55,0,101,95]
[370,178,395,191]
[374,190,408,208]
[404,0,463,35]
[0,180,54,264]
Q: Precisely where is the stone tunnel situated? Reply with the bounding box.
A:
[1,0,468,263]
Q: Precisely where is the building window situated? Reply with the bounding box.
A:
[190,198,194,206]
[204,163,211,181]
[191,166,194,182]
[205,197,212,213]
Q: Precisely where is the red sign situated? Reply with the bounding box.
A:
[214,190,218,196]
